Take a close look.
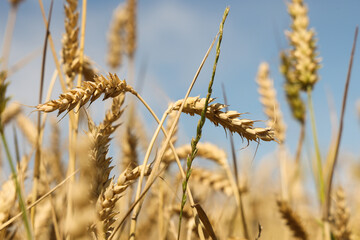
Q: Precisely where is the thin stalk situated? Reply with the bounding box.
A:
[178,7,229,239]
[125,27,220,240]
[307,87,325,204]
[1,131,33,240]
[1,5,18,71]
[0,169,79,231]
[31,0,53,226]
[279,143,289,201]
[66,1,87,234]
[295,123,305,166]
[323,26,358,233]
[221,83,249,239]
[38,0,67,92]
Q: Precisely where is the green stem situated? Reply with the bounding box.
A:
[307,86,324,204]
[1,130,33,240]
[177,7,229,240]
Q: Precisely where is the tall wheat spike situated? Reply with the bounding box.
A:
[107,4,128,69]
[280,51,306,124]
[62,0,79,88]
[331,187,352,240]
[277,199,308,240]
[126,0,136,58]
[256,62,286,143]
[286,0,321,91]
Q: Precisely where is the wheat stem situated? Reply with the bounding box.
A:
[307,87,324,205]
[178,7,229,240]
[126,27,220,240]
[1,131,32,240]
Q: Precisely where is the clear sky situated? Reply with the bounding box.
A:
[1,0,360,171]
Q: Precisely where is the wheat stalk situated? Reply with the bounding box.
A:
[171,96,275,142]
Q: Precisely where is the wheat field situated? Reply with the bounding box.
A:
[0,0,359,239]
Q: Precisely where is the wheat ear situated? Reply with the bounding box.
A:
[62,0,79,88]
[286,0,321,91]
[1,102,21,126]
[163,142,227,167]
[280,51,305,124]
[107,4,128,69]
[96,164,151,237]
[36,73,136,115]
[171,96,275,142]
[331,187,352,240]
[256,62,286,143]
[190,168,247,196]
[277,199,308,240]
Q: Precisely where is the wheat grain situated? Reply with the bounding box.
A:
[121,123,138,171]
[126,0,136,58]
[190,168,235,196]
[62,0,79,88]
[107,4,128,69]
[280,51,306,124]
[95,164,151,237]
[163,142,227,167]
[331,187,352,240]
[47,119,64,183]
[72,55,98,83]
[171,96,275,142]
[86,119,114,201]
[257,62,286,143]
[277,199,308,240]
[16,113,37,146]
[1,102,21,126]
[36,73,136,116]
[8,0,23,7]
[286,0,321,91]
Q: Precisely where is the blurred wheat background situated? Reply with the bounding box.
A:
[0,0,359,239]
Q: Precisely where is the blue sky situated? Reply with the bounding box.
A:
[1,0,360,173]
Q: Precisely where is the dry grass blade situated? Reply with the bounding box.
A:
[193,204,217,240]
[171,96,275,142]
[324,26,358,222]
